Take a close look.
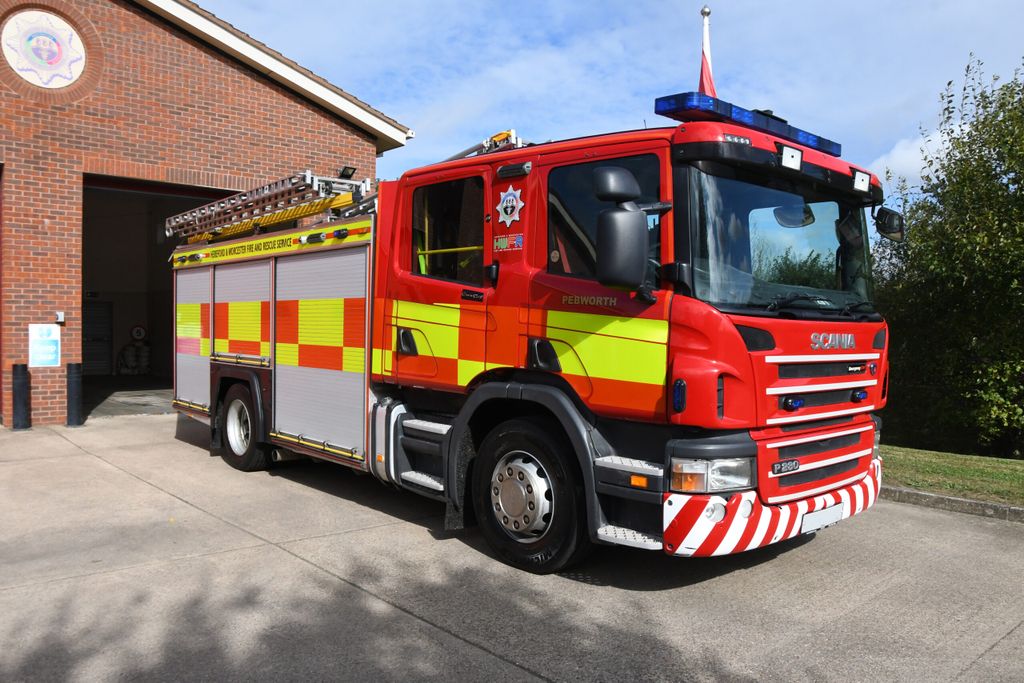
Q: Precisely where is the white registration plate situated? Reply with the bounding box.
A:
[800,503,845,534]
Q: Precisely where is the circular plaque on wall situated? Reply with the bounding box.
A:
[1,9,86,89]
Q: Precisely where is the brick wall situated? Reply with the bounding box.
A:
[0,0,380,424]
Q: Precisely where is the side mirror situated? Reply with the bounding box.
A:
[593,166,641,204]
[597,208,648,290]
[875,206,905,242]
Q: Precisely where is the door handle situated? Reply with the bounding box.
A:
[397,328,418,356]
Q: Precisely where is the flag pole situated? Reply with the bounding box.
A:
[698,5,717,97]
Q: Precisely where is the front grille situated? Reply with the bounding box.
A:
[779,362,867,379]
[780,415,853,432]
[778,458,861,488]
[778,432,861,459]
[777,388,853,410]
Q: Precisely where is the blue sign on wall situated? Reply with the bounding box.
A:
[28,324,61,368]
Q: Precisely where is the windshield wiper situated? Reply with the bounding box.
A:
[840,300,875,316]
[766,294,833,312]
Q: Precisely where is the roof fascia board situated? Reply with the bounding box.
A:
[134,0,409,152]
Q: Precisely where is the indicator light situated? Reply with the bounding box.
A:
[672,379,686,412]
[629,474,649,489]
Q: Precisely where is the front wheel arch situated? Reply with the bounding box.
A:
[447,382,604,541]
[472,416,592,573]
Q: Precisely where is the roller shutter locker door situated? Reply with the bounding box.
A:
[274,248,368,456]
[175,267,212,407]
[213,261,271,360]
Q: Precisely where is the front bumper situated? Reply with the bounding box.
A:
[662,457,881,556]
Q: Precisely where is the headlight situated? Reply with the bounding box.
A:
[671,457,754,494]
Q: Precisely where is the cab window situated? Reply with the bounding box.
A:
[411,177,484,285]
[547,154,661,280]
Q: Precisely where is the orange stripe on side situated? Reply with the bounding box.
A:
[214,302,229,340]
[200,303,210,339]
[344,298,366,347]
[299,344,344,371]
[229,340,261,356]
[261,301,271,342]
[276,300,298,344]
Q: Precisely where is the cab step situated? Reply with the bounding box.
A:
[593,455,664,475]
[400,470,445,492]
[596,525,663,550]
[402,419,452,437]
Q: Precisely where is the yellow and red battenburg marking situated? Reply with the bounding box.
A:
[276,298,366,372]
[214,300,270,357]
[176,303,210,356]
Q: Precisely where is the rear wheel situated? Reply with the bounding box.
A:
[218,384,269,471]
[472,418,591,573]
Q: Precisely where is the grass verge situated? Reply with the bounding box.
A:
[880,444,1024,507]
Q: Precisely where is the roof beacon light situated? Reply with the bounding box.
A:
[655,91,843,157]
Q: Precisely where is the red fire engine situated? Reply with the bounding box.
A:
[168,91,905,573]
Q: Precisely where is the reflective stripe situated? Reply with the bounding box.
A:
[176,303,201,339]
[298,299,344,346]
[545,326,666,384]
[394,299,461,327]
[547,310,668,343]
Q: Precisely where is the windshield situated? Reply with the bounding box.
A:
[688,164,873,314]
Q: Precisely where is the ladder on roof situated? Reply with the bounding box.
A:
[165,171,372,244]
[444,129,529,161]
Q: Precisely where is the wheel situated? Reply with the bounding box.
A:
[218,384,269,471]
[472,418,591,574]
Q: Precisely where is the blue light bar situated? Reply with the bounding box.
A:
[655,91,842,157]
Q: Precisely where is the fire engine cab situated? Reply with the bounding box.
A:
[168,91,905,573]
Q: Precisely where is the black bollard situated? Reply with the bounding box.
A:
[12,363,30,430]
[66,362,83,427]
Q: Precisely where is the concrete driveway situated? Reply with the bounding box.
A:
[1,414,1021,682]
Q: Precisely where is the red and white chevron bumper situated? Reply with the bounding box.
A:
[662,458,881,556]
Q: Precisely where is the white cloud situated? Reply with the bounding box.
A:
[868,134,926,190]
[195,0,1024,182]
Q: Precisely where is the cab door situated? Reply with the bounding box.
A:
[387,168,492,392]
[529,147,672,421]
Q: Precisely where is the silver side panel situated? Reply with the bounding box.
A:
[275,365,364,452]
[176,267,211,303]
[274,248,368,457]
[175,267,211,407]
[275,249,366,299]
[214,261,271,302]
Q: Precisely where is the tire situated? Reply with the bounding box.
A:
[472,417,591,574]
[218,384,269,471]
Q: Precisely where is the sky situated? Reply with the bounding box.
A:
[200,0,1023,193]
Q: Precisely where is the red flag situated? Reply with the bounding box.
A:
[698,6,717,97]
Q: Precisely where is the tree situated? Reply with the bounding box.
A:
[874,58,1024,457]
[755,247,835,290]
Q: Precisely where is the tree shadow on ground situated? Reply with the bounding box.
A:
[0,549,754,682]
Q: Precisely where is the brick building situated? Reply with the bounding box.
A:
[0,0,409,425]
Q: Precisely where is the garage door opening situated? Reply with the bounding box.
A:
[82,177,230,419]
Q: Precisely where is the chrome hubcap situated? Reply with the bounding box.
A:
[490,450,553,542]
[225,399,250,455]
